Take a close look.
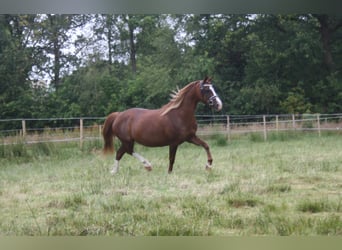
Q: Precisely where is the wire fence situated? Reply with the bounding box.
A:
[1,113,342,146]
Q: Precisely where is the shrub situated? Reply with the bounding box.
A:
[0,141,29,159]
[226,194,260,208]
[249,132,264,142]
[297,200,331,213]
[33,142,55,157]
[210,133,228,147]
[266,184,291,193]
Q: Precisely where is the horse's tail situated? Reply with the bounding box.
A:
[102,112,119,154]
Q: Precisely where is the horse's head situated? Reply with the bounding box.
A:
[199,77,223,111]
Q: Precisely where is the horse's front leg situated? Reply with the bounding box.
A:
[187,135,213,170]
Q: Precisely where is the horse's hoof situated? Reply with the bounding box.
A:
[145,166,152,171]
[205,164,212,171]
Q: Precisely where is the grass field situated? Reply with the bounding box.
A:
[0,132,341,235]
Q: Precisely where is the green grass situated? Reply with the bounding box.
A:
[0,133,341,235]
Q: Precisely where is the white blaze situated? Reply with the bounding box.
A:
[208,85,223,111]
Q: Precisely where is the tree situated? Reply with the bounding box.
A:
[93,14,122,65]
[237,79,281,114]
[57,59,131,117]
[280,86,312,114]
[124,16,183,109]
[1,14,341,122]
[31,14,88,90]
[312,14,342,71]
[176,14,255,114]
[243,14,337,113]
[0,14,36,119]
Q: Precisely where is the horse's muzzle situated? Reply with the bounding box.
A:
[208,96,223,111]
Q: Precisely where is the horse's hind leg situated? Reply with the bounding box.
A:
[111,144,127,174]
[111,160,120,175]
[124,141,152,171]
[113,140,152,172]
[132,152,152,171]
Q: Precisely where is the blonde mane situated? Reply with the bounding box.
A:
[160,81,197,116]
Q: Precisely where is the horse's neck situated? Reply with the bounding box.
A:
[160,83,201,119]
[176,87,200,117]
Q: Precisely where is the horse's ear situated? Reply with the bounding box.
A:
[203,76,212,84]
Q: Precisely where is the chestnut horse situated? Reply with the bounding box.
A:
[102,77,222,174]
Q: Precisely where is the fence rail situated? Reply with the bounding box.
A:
[1,113,342,147]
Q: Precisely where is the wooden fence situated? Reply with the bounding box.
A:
[1,113,342,147]
[196,113,342,141]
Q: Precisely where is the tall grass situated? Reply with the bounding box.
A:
[0,134,341,235]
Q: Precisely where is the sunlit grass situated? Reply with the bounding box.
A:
[0,133,341,235]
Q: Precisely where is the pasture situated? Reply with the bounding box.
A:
[0,133,341,235]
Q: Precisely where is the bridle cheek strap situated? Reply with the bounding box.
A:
[208,95,218,103]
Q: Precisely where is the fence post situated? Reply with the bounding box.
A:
[80,118,83,148]
[317,114,321,137]
[21,119,26,140]
[292,114,296,130]
[263,115,267,141]
[275,115,279,133]
[99,124,102,139]
[226,115,231,142]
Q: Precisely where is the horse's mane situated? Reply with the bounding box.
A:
[160,81,197,116]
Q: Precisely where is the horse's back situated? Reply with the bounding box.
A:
[113,107,181,146]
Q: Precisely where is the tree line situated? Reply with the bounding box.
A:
[1,14,341,125]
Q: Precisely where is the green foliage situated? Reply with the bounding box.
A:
[226,194,260,208]
[280,87,312,114]
[297,199,341,213]
[213,134,228,147]
[266,184,291,193]
[313,72,342,113]
[248,132,264,142]
[1,14,342,122]
[0,141,29,160]
[0,15,36,119]
[0,142,58,162]
[239,79,281,114]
